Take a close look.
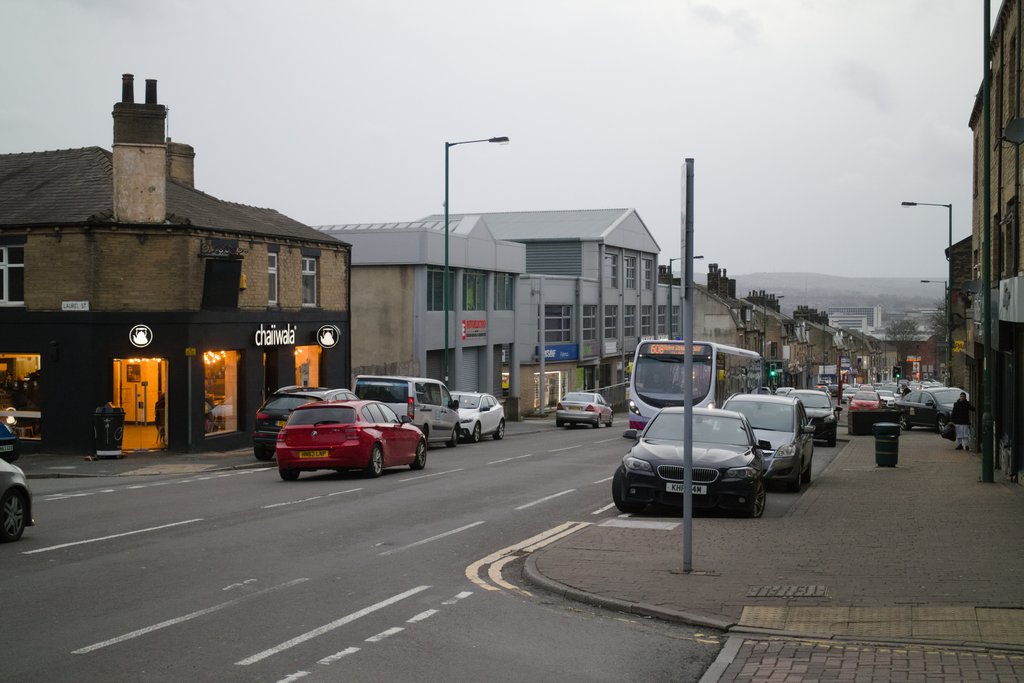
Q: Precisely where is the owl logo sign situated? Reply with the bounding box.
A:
[129,325,153,348]
[317,325,341,349]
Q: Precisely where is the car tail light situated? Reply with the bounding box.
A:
[256,412,270,421]
[585,404,596,413]
[407,396,415,419]
[276,430,286,441]
[344,427,360,440]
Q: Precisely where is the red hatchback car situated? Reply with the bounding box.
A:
[276,400,426,481]
[848,391,882,411]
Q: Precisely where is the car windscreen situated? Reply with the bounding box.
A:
[354,380,409,403]
[286,406,356,426]
[723,401,794,432]
[645,413,751,446]
[263,395,319,411]
[454,394,480,408]
[852,392,877,401]
[562,393,595,403]
[794,392,831,409]
[930,389,963,404]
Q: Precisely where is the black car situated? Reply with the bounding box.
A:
[612,407,768,518]
[252,386,357,460]
[789,389,839,447]
[0,422,18,463]
[895,388,966,432]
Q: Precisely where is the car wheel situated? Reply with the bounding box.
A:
[827,431,836,448]
[409,440,427,470]
[899,414,911,431]
[278,468,300,482]
[591,417,600,428]
[612,468,645,514]
[747,477,766,518]
[606,413,613,428]
[555,419,564,428]
[365,444,384,477]
[471,423,482,443]
[786,471,801,493]
[936,415,949,433]
[801,455,813,485]
[446,426,459,448]
[254,446,275,461]
[0,489,27,542]
[493,420,505,440]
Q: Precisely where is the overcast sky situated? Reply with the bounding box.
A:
[3,1,981,279]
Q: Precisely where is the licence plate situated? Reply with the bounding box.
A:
[276,419,287,427]
[0,444,11,452]
[666,482,707,495]
[298,450,329,458]
[568,406,582,411]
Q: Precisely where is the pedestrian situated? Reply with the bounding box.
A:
[950,391,975,451]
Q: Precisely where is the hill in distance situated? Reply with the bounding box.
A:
[727,272,947,315]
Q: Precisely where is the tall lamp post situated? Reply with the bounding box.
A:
[920,280,950,383]
[443,136,509,383]
[901,201,953,387]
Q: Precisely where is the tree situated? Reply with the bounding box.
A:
[885,319,921,370]
[925,298,947,340]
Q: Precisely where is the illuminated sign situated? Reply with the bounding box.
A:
[254,323,296,347]
[645,343,709,356]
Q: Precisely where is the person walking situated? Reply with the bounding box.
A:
[950,391,975,451]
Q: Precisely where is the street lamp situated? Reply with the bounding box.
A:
[920,280,949,383]
[443,136,509,383]
[901,201,953,387]
[763,295,783,386]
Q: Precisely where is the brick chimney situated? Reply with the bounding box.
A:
[111,74,167,223]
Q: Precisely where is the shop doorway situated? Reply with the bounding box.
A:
[112,357,168,452]
[263,349,279,402]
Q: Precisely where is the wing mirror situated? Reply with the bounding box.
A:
[757,439,772,450]
[623,428,638,441]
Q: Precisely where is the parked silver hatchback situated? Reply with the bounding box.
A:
[353,376,461,448]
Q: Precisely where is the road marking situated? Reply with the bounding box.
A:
[327,488,363,496]
[365,627,404,643]
[407,609,438,623]
[592,476,613,484]
[318,647,360,665]
[488,555,529,595]
[262,496,323,509]
[277,672,310,682]
[592,502,617,515]
[25,519,204,555]
[548,445,581,453]
[594,437,621,444]
[466,522,590,591]
[442,591,473,605]
[514,489,576,510]
[236,585,431,666]
[73,578,309,654]
[378,521,485,556]
[601,518,679,530]
[397,468,463,482]
[487,453,533,464]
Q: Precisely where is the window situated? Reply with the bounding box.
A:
[657,305,667,335]
[641,305,653,337]
[267,252,279,306]
[201,260,241,310]
[624,256,637,289]
[544,304,572,343]
[623,305,636,338]
[604,253,618,288]
[0,246,24,305]
[463,270,486,311]
[494,273,514,310]
[204,349,240,435]
[0,353,41,439]
[427,267,453,311]
[294,345,321,386]
[604,305,618,338]
[643,258,654,290]
[582,305,597,341]
[301,257,317,307]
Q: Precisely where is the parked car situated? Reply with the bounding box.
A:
[451,391,505,442]
[612,407,767,517]
[774,387,794,396]
[0,422,18,463]
[789,389,839,447]
[720,394,814,492]
[876,390,897,408]
[353,376,461,448]
[275,400,426,480]
[252,386,357,460]
[848,391,882,411]
[895,388,967,432]
[1,457,33,542]
[555,392,614,428]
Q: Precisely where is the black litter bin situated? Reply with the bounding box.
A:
[94,403,125,459]
[871,422,901,467]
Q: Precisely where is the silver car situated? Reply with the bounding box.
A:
[353,375,461,448]
[555,392,614,428]
[1,458,33,542]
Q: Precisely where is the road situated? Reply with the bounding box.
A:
[1,422,842,682]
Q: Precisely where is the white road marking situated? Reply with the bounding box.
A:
[223,579,258,591]
[600,518,679,530]
[235,585,431,666]
[487,453,533,464]
[441,591,473,605]
[548,445,581,453]
[378,521,485,556]
[514,489,576,510]
[591,502,617,515]
[277,672,310,682]
[24,519,204,555]
[318,647,360,665]
[594,438,621,444]
[327,488,363,496]
[397,468,463,482]
[262,496,323,509]
[592,476,613,484]
[407,609,438,623]
[73,578,309,654]
[365,627,404,643]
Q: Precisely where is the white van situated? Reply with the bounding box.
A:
[353,376,461,448]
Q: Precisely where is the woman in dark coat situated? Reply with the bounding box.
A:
[950,392,974,450]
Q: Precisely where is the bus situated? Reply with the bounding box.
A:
[627,340,762,430]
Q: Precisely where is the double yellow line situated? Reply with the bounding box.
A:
[465,521,591,595]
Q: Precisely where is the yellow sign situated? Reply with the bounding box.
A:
[185,347,197,357]
[953,340,965,353]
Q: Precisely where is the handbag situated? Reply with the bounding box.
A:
[941,421,956,441]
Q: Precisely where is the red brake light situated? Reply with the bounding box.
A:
[407,396,415,419]
[585,404,596,413]
[257,412,270,420]
[276,430,285,441]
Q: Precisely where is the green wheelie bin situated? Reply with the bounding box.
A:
[872,422,901,467]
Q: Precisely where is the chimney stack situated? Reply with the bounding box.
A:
[111,73,167,223]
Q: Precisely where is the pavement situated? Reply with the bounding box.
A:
[13,418,1024,681]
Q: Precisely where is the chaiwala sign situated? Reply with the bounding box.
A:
[254,323,296,347]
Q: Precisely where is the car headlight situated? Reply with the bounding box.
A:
[460,417,473,424]
[725,466,757,479]
[774,443,798,458]
[824,415,835,423]
[622,455,653,473]
[628,400,640,415]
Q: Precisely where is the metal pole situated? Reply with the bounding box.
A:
[946,205,953,387]
[682,159,695,574]
[444,142,451,384]
[982,1,994,481]
[538,277,546,414]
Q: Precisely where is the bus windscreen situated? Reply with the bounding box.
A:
[632,353,713,407]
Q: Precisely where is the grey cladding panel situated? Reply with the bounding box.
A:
[525,242,582,276]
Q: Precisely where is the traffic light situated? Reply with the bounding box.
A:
[769,363,778,378]
[893,365,901,379]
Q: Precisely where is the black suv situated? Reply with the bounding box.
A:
[252,386,356,460]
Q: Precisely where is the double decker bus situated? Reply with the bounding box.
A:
[627,340,762,430]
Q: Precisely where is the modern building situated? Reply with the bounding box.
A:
[826,305,884,335]
[0,74,351,455]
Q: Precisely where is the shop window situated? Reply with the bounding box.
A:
[294,345,321,387]
[204,349,240,435]
[0,353,41,439]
